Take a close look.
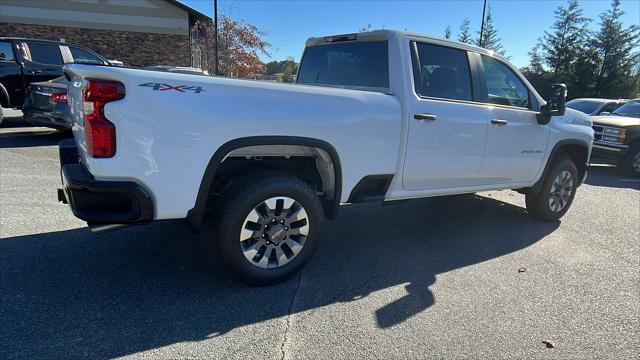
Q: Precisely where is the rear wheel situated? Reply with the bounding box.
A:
[526,154,578,222]
[213,170,324,285]
[621,143,640,178]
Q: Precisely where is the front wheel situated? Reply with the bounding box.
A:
[621,143,640,178]
[526,154,578,222]
[213,170,324,285]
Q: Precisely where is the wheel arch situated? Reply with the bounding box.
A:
[186,136,342,232]
[0,83,10,108]
[531,139,590,195]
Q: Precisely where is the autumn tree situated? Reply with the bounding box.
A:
[476,6,505,55]
[458,18,473,44]
[192,16,271,78]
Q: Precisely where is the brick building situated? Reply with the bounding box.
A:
[0,0,211,68]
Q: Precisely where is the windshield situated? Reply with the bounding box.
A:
[566,99,602,114]
[297,41,389,89]
[611,101,640,118]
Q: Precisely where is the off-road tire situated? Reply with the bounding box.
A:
[213,170,324,285]
[526,154,578,222]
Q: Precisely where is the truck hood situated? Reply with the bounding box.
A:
[591,115,640,127]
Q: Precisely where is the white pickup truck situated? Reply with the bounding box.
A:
[59,30,593,284]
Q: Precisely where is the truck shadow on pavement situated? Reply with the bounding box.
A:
[0,195,558,359]
[0,118,71,148]
[584,164,640,190]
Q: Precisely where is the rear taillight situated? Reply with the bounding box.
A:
[83,80,125,158]
[51,92,67,103]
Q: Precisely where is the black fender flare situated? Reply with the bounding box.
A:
[530,139,591,195]
[186,136,343,232]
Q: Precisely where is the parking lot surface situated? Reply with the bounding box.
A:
[1,116,639,359]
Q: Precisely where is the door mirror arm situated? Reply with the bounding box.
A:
[537,83,567,125]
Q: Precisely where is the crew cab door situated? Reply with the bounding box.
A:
[20,42,65,86]
[475,54,549,184]
[403,42,490,190]
[0,41,23,107]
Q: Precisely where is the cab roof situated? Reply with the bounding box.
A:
[305,29,506,61]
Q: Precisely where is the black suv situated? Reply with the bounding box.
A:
[0,37,109,124]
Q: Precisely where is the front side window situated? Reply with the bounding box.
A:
[70,47,104,65]
[481,55,530,108]
[297,41,389,88]
[612,101,640,118]
[412,42,473,101]
[0,41,14,61]
[25,43,63,65]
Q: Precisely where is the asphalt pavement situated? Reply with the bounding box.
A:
[1,115,638,359]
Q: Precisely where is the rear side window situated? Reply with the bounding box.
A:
[412,43,473,101]
[0,41,14,61]
[297,41,389,89]
[566,100,601,114]
[481,55,530,108]
[25,43,63,65]
[70,46,104,65]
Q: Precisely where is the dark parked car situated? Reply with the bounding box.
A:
[23,77,70,130]
[567,98,628,116]
[0,37,111,125]
[591,99,640,177]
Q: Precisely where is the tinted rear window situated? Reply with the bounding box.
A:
[297,41,389,88]
[26,43,63,65]
[566,100,601,114]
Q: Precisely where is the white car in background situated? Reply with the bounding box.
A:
[567,98,628,116]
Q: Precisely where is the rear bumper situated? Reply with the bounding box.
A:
[58,139,153,224]
[23,106,71,130]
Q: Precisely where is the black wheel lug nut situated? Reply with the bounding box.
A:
[280,219,285,224]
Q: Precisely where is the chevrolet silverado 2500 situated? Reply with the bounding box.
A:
[59,30,593,284]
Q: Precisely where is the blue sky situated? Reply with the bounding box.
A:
[181,0,640,68]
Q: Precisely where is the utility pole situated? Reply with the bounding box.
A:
[214,0,219,76]
[479,0,487,47]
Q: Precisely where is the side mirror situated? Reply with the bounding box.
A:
[537,83,567,125]
[599,111,611,116]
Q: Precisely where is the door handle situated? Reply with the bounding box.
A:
[414,113,437,121]
[28,69,43,74]
[491,119,508,126]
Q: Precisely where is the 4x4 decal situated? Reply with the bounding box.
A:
[139,82,205,93]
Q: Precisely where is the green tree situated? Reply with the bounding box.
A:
[444,25,452,39]
[458,18,472,44]
[476,6,505,55]
[521,43,552,95]
[538,0,591,83]
[592,0,640,98]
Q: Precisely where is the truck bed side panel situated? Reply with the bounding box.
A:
[65,65,403,219]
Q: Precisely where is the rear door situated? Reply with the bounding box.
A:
[475,54,549,184]
[402,41,491,190]
[21,42,65,86]
[0,41,23,107]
